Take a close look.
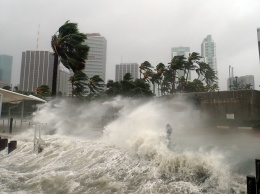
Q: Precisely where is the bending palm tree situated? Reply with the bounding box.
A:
[139,61,153,79]
[155,63,165,96]
[168,55,186,93]
[51,21,89,96]
[69,71,88,98]
[87,75,105,100]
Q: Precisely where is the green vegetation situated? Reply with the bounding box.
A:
[106,73,154,98]
[51,20,89,97]
[139,52,219,95]
[36,85,51,97]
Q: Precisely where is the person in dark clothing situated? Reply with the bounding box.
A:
[166,124,172,148]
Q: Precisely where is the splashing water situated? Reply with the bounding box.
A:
[0,97,251,193]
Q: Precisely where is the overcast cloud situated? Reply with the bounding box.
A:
[0,0,260,90]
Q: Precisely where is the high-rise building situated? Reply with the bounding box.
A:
[115,63,139,82]
[257,28,260,61]
[0,54,13,84]
[227,75,255,90]
[20,51,54,92]
[85,33,107,82]
[171,47,191,80]
[19,50,69,94]
[201,35,217,76]
[57,66,70,95]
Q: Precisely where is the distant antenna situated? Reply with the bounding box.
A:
[36,24,40,49]
[121,56,123,63]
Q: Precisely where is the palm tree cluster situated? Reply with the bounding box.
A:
[139,52,219,95]
[106,73,154,98]
[51,21,104,99]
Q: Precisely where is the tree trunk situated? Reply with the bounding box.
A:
[51,53,59,97]
[157,83,160,96]
[171,70,176,94]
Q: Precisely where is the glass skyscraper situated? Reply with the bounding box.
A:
[201,35,217,76]
[0,54,13,84]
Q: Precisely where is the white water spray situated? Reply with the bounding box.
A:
[0,96,252,193]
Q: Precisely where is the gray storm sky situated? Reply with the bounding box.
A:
[1,0,260,90]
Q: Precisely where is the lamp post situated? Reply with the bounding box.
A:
[229,65,232,91]
[235,76,238,90]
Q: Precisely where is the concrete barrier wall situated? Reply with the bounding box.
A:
[160,90,260,121]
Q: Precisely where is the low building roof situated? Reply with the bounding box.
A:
[0,88,47,104]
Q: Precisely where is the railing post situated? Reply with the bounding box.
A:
[256,159,260,194]
[247,175,256,194]
[8,140,17,154]
[9,117,13,134]
[0,139,8,151]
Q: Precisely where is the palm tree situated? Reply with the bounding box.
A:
[87,75,105,100]
[69,71,88,98]
[123,73,133,81]
[184,52,201,82]
[204,67,218,86]
[155,63,165,96]
[51,21,89,97]
[168,55,186,93]
[139,61,153,79]
[195,62,209,79]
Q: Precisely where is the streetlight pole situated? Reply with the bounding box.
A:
[229,65,232,91]
[235,76,238,90]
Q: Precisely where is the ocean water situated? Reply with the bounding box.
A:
[0,97,256,194]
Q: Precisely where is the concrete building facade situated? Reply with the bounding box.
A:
[19,50,69,94]
[201,35,217,76]
[0,54,13,84]
[115,63,139,82]
[84,33,107,82]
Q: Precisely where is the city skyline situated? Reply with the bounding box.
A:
[1,0,260,91]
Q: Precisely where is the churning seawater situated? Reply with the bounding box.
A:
[0,131,247,194]
[0,97,255,193]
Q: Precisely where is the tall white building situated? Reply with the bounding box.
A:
[115,63,139,82]
[171,47,191,80]
[19,50,69,94]
[84,33,107,82]
[201,35,217,76]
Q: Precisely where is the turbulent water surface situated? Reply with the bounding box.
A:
[0,97,257,193]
